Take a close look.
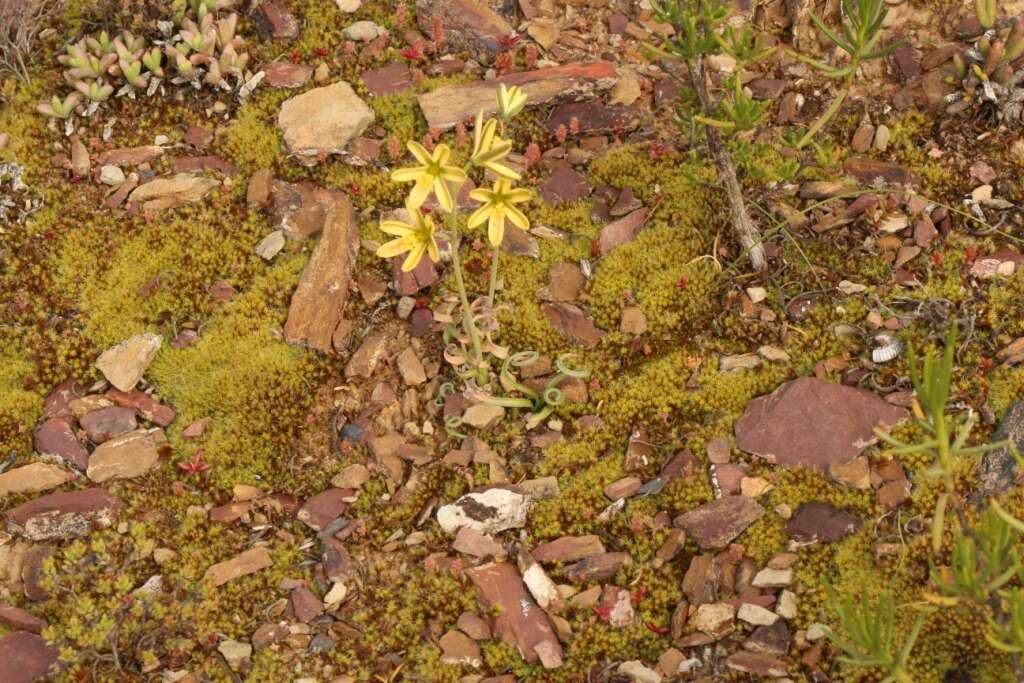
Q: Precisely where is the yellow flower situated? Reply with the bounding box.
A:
[391,141,467,212]
[376,202,441,272]
[470,109,520,180]
[468,178,531,246]
[497,83,528,120]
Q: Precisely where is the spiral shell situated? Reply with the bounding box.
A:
[872,335,903,363]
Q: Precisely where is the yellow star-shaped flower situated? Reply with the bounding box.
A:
[391,141,467,212]
[470,109,520,181]
[376,202,441,272]
[497,83,528,121]
[468,178,532,247]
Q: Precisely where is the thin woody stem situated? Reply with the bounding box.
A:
[689,56,767,272]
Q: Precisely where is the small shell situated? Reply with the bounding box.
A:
[872,335,903,363]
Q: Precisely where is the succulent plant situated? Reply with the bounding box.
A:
[36,92,82,118]
[73,79,114,102]
[948,13,1024,125]
[43,0,252,119]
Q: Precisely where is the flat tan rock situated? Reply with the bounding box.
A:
[86,428,165,483]
[204,546,273,587]
[278,81,374,162]
[95,333,162,392]
[128,174,218,211]
[0,463,74,496]
[417,62,618,131]
[283,197,359,353]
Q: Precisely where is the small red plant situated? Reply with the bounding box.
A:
[178,449,211,476]
[555,124,567,145]
[401,44,423,61]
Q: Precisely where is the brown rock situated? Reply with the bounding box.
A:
[690,602,735,639]
[252,623,289,649]
[6,488,122,541]
[297,489,349,531]
[33,417,88,470]
[726,651,788,677]
[843,157,922,188]
[362,63,413,96]
[251,1,299,40]
[597,585,635,627]
[0,463,74,496]
[104,388,176,427]
[735,377,907,469]
[344,329,390,378]
[540,164,593,203]
[128,174,219,211]
[467,562,564,668]
[291,585,324,623]
[787,502,862,543]
[80,405,138,443]
[563,551,631,582]
[675,496,764,550]
[682,554,721,605]
[415,0,512,57]
[278,82,375,161]
[261,61,313,88]
[184,125,213,149]
[204,547,274,587]
[532,535,605,563]
[247,169,273,209]
[440,629,482,667]
[620,306,647,334]
[603,476,641,501]
[42,380,84,419]
[744,620,792,656]
[171,155,237,176]
[544,101,644,135]
[86,428,163,483]
[976,401,1024,501]
[542,302,605,349]
[270,180,348,240]
[538,263,584,302]
[458,611,492,640]
[0,604,47,634]
[599,208,648,254]
[283,198,359,353]
[322,538,356,581]
[453,527,506,558]
[0,631,59,683]
[416,61,617,131]
[99,146,163,167]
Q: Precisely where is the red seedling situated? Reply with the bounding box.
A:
[646,621,670,635]
[178,449,211,476]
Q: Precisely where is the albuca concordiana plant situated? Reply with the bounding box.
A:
[378,85,589,435]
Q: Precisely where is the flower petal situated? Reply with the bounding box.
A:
[377,237,411,259]
[433,143,451,166]
[484,161,521,181]
[468,205,490,228]
[506,188,533,203]
[426,236,441,263]
[506,204,529,230]
[469,188,493,203]
[391,166,424,183]
[442,166,468,183]
[379,220,414,236]
[434,177,454,212]
[488,211,505,247]
[407,140,432,165]
[407,179,432,209]
[401,241,427,272]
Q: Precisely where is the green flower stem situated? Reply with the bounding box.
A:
[487,245,500,309]
[796,83,849,149]
[446,213,486,383]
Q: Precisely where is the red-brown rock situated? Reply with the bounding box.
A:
[0,604,47,634]
[415,0,513,57]
[261,61,313,88]
[283,198,359,353]
[0,631,59,683]
[251,2,299,41]
[563,551,631,582]
[361,63,413,96]
[544,101,643,135]
[269,180,348,240]
[80,406,138,443]
[532,535,605,563]
[104,388,176,426]
[599,208,648,255]
[540,164,593,204]
[290,585,324,623]
[735,377,907,469]
[6,488,122,541]
[786,502,862,543]
[33,416,89,470]
[297,489,349,531]
[542,302,605,349]
[675,496,764,550]
[467,562,564,669]
[843,157,922,188]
